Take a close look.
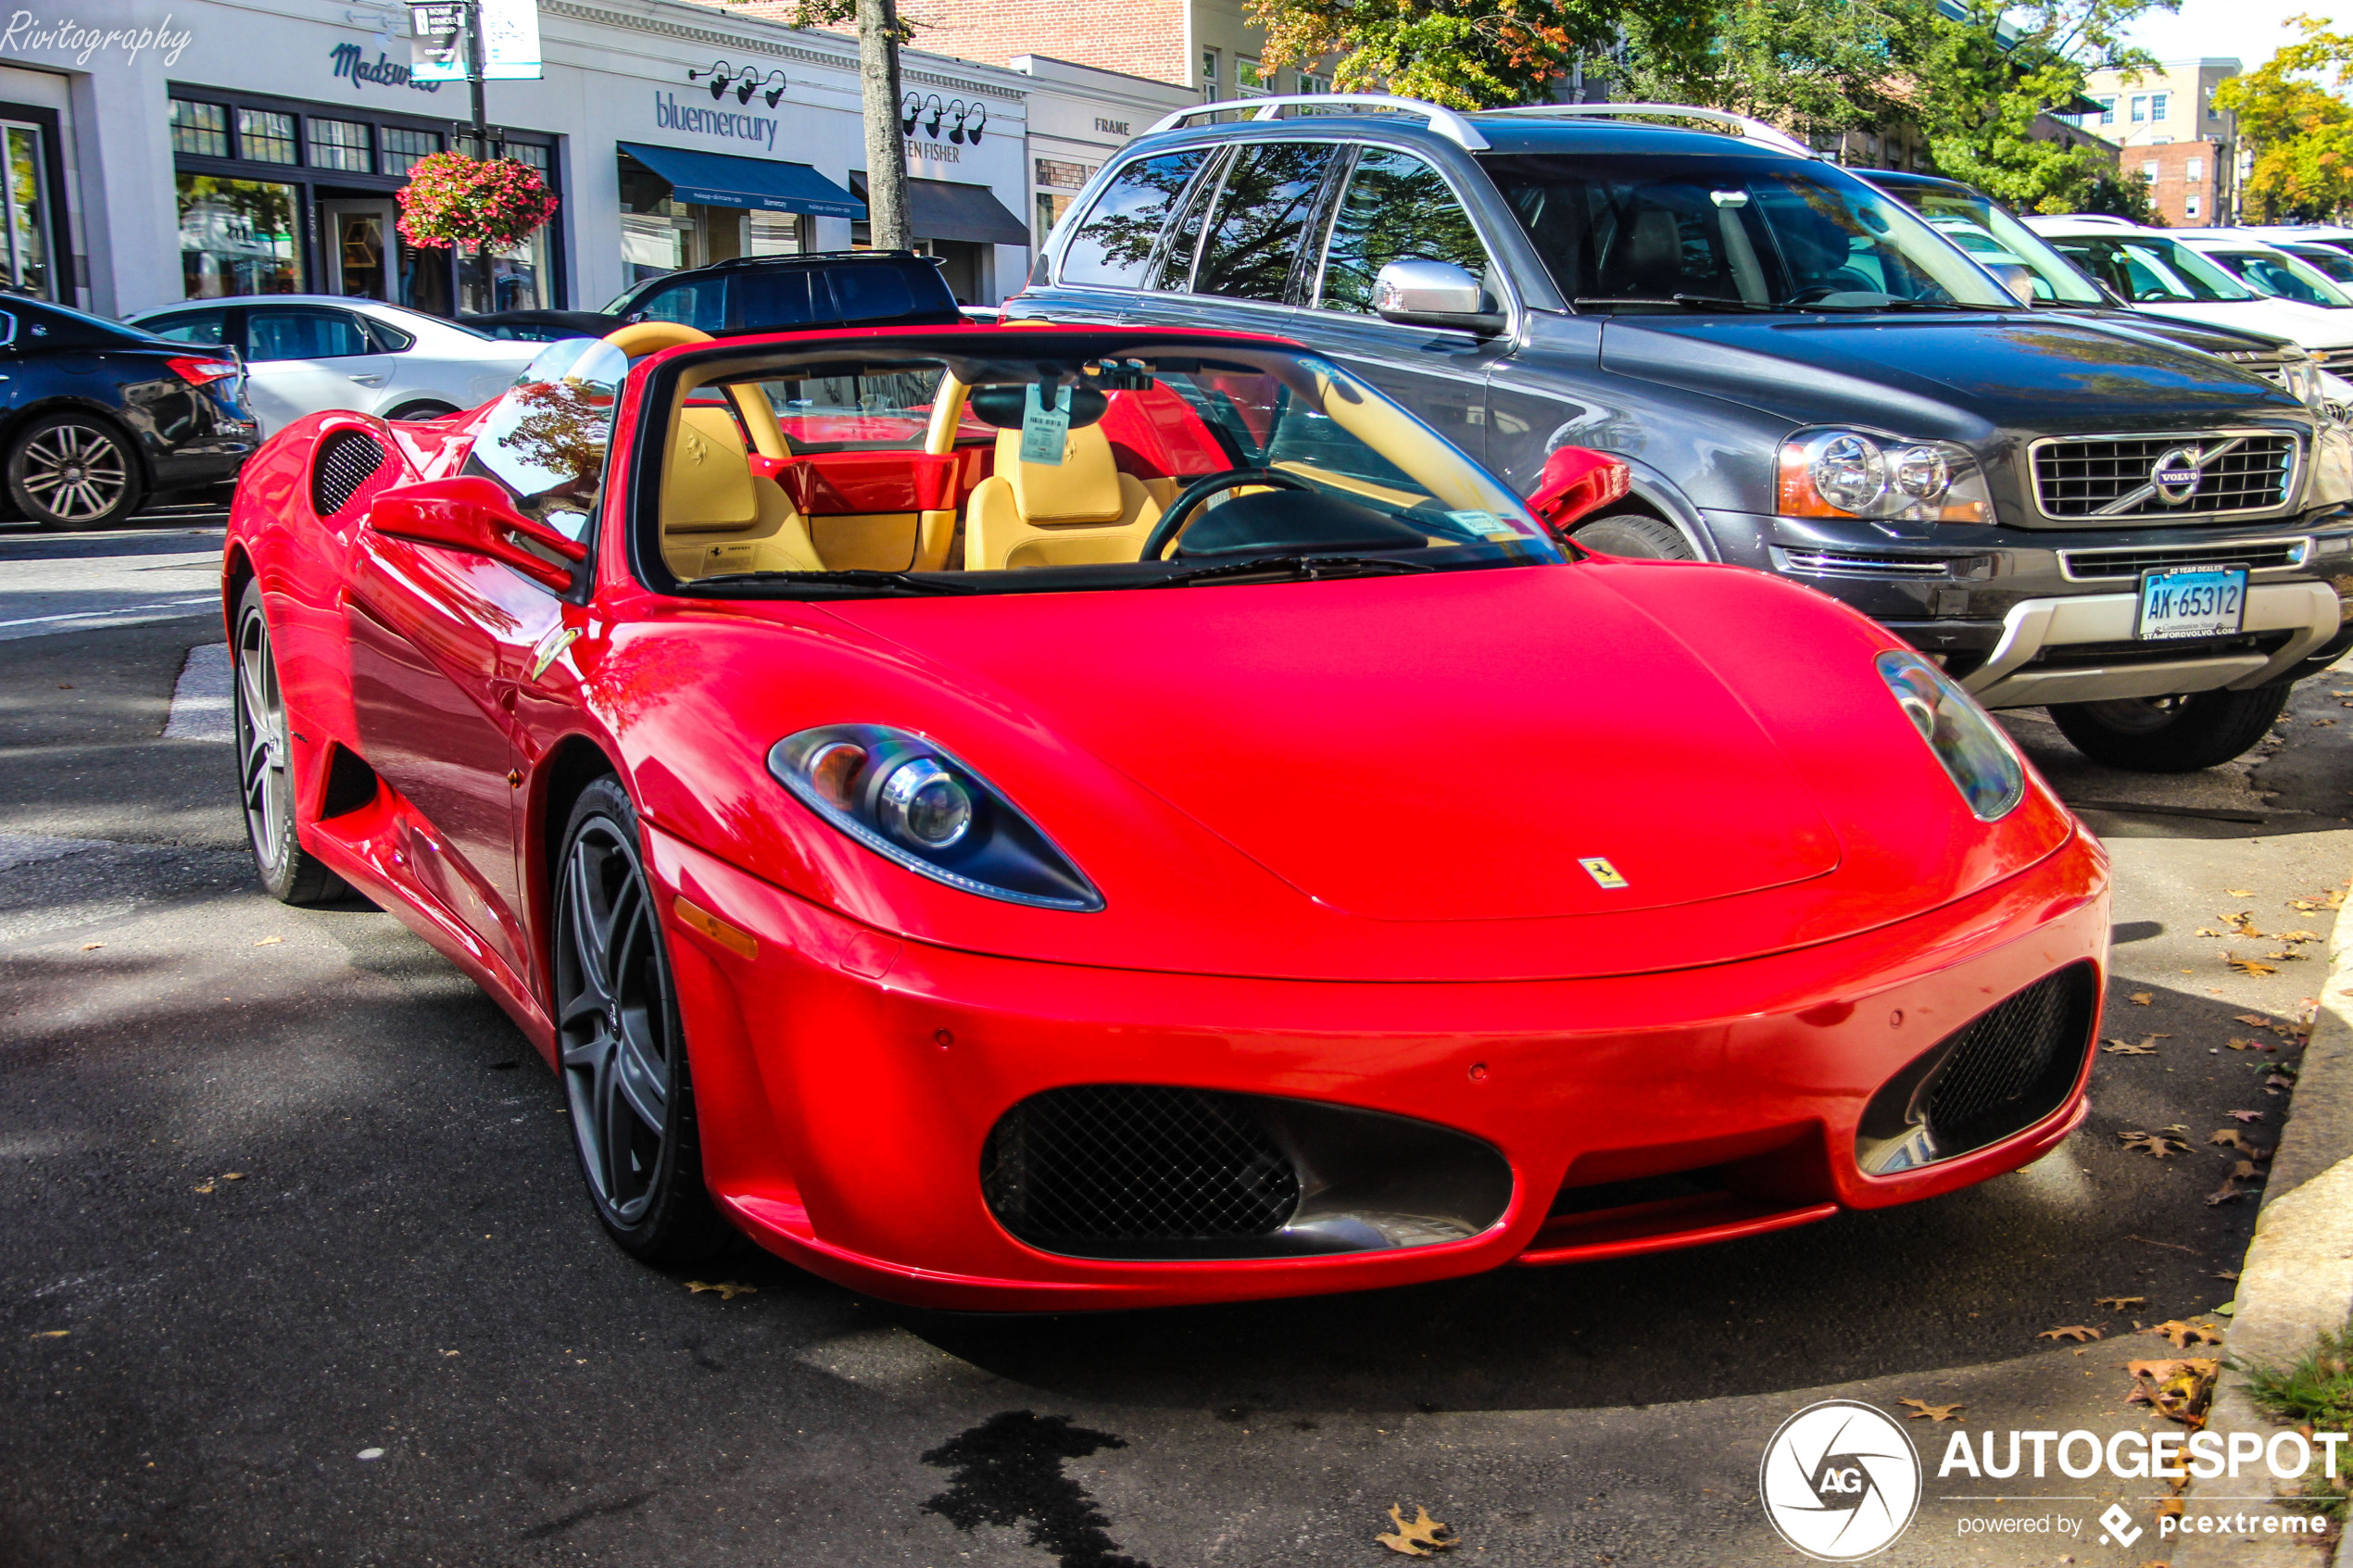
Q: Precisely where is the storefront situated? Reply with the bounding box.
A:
[3,1,1172,319]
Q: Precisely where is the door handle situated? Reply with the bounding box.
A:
[348,373,386,386]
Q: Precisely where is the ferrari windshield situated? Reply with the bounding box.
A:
[1479,154,2015,311]
[637,340,1556,597]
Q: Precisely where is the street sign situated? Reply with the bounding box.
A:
[483,0,542,80]
[408,2,465,81]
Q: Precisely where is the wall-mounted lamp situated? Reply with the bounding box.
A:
[688,60,734,100]
[749,69,787,107]
[901,90,923,135]
[950,100,987,144]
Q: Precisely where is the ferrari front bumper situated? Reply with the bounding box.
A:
[646,823,2109,1312]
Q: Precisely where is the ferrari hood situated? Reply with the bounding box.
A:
[821,566,1840,922]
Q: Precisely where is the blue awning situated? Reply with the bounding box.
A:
[618,143,865,220]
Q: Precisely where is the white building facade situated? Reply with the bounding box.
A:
[0,0,1099,318]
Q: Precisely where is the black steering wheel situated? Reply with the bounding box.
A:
[1139,468,1314,560]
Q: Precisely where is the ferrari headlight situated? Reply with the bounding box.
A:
[770,724,1101,910]
[1877,651,2025,822]
[1780,429,1991,523]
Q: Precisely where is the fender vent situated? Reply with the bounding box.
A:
[311,430,387,519]
[1857,962,2098,1173]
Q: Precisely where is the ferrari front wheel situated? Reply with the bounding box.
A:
[553,778,729,1264]
[232,580,349,905]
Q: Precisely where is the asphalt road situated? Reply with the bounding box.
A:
[2,521,2347,1567]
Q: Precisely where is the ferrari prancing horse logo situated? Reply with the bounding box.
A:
[1580,857,1628,890]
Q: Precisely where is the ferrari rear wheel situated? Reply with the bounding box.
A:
[2046,684,2293,772]
[384,400,459,422]
[554,778,729,1264]
[232,580,350,906]
[8,412,145,530]
[1570,513,1698,560]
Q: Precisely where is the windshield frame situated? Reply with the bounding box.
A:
[2054,232,2259,303]
[2208,246,2353,307]
[622,331,1565,601]
[1881,180,2110,307]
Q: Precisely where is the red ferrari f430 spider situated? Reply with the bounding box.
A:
[220,321,2108,1311]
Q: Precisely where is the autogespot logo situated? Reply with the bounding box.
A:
[1759,1400,1922,1561]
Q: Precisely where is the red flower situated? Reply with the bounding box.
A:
[396,152,560,250]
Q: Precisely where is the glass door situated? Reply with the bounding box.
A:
[321,198,399,301]
[0,122,50,298]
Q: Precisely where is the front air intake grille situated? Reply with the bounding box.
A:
[982,1085,1299,1249]
[2032,433,2297,520]
[1771,546,1954,578]
[1923,964,2097,1152]
[311,429,387,519]
[2059,537,2312,580]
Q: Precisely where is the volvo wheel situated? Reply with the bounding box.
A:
[8,412,145,530]
[553,777,729,1263]
[233,580,350,905]
[1570,513,1698,559]
[2046,684,2293,772]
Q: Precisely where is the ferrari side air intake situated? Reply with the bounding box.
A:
[1856,962,2098,1175]
[310,429,389,521]
[981,1085,1514,1261]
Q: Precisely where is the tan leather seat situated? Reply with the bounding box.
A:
[659,406,824,580]
[963,422,1169,571]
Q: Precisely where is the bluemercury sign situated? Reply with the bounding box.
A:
[653,91,778,151]
[330,40,443,93]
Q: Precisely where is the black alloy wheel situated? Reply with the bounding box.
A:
[553,777,729,1262]
[385,400,461,422]
[2047,684,2294,772]
[232,579,349,905]
[8,412,145,529]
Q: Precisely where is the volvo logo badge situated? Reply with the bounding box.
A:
[2151,446,2203,505]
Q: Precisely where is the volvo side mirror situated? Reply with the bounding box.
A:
[1985,260,2036,306]
[1373,260,1505,335]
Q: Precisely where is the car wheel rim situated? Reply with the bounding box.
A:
[233,602,291,870]
[555,818,673,1226]
[19,423,128,521]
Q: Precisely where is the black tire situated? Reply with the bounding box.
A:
[2046,684,2294,772]
[553,777,730,1264]
[231,579,352,905]
[1571,512,1698,560]
[7,410,145,529]
[384,400,460,422]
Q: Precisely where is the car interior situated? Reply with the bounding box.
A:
[490,323,1537,584]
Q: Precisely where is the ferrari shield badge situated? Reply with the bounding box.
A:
[1579,857,1628,890]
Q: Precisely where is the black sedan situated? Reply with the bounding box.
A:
[0,297,258,529]
[461,250,966,341]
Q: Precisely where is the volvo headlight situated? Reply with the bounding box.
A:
[770,724,1102,910]
[2275,352,2324,412]
[2312,420,2353,507]
[1877,651,2025,821]
[1779,429,1992,523]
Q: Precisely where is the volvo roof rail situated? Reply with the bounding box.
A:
[1476,103,1818,160]
[1146,94,1493,151]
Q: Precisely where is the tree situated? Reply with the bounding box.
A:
[791,0,915,247]
[1918,0,2175,214]
[2215,14,2353,221]
[1249,0,1708,109]
[1616,0,1929,149]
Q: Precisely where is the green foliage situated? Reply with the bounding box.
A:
[1919,0,2172,214]
[2216,14,2353,221]
[1617,0,1928,146]
[2241,1324,2353,1523]
[1249,0,1707,109]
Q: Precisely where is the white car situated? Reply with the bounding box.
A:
[126,295,538,435]
[2171,230,2353,312]
[2023,216,2353,378]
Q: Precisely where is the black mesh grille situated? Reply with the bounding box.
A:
[2061,539,2309,580]
[2033,435,2296,519]
[311,430,386,518]
[982,1085,1300,1249]
[1923,964,2097,1152]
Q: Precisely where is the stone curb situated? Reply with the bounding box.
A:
[2168,889,2353,1567]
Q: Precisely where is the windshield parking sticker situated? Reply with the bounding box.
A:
[1020,383,1072,467]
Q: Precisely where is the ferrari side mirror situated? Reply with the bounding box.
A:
[368,475,586,592]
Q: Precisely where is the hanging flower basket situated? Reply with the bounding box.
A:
[396,151,560,251]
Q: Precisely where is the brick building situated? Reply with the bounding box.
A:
[2129,138,2228,225]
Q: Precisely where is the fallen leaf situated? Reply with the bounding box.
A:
[2208,1130,2269,1155]
[2128,1358,2221,1428]
[2225,954,2279,976]
[2213,1269,2240,1282]
[2207,1178,2246,1206]
[2275,931,2322,944]
[2143,1321,2224,1349]
[441,1349,459,1357]
[2222,911,2264,937]
[79,942,102,951]
[2288,890,2346,911]
[2233,1013,2275,1027]
[2225,889,2256,898]
[684,1281,757,1300]
[31,1330,67,1339]
[2260,951,2306,962]
[2195,927,2225,938]
[2102,1038,2160,1055]
[2211,1300,2236,1316]
[2127,991,2154,1005]
[1898,1399,1965,1421]
[2226,1110,2265,1123]
[254,936,283,947]
[2266,1073,2296,1091]
[2120,1130,2190,1158]
[2038,1325,2103,1342]
[2225,1037,2275,1051]
[220,1172,243,1181]
[1378,1504,1458,1557]
[2095,1296,2147,1312]
[192,1183,214,1194]
[2233,1159,2261,1178]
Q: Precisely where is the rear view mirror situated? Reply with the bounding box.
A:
[1374,260,1505,336]
[1985,261,2036,306]
[368,475,587,592]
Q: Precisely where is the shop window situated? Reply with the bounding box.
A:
[176,174,300,297]
[382,127,442,177]
[748,211,804,257]
[236,109,296,166]
[0,124,49,299]
[1036,158,1090,191]
[309,119,371,173]
[170,99,228,158]
[1036,191,1076,246]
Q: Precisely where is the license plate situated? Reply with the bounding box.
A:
[2136,566,2247,641]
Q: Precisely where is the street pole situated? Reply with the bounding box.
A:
[465,0,492,312]
[855,0,911,251]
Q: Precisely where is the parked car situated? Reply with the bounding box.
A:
[0,295,256,528]
[126,295,537,436]
[2275,240,2353,288]
[1865,173,2350,413]
[461,250,967,342]
[222,321,2110,1307]
[2243,224,2353,269]
[2023,217,2353,377]
[2172,231,2353,311]
[1013,99,2353,771]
